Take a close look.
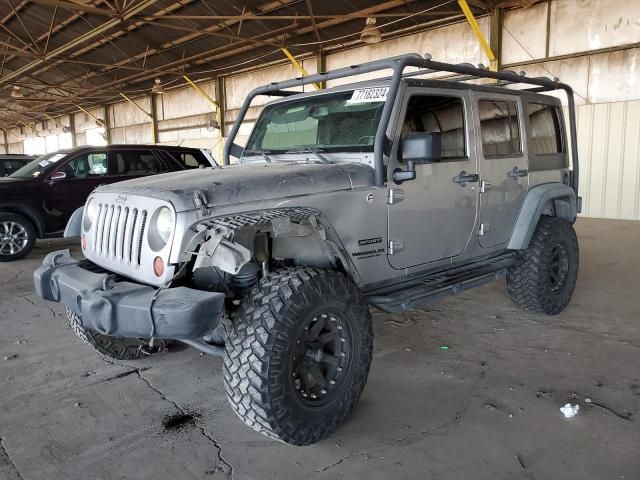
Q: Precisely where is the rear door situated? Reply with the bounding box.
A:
[107,149,169,181]
[473,94,529,247]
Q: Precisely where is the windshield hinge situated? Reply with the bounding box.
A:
[193,190,210,216]
[387,188,404,205]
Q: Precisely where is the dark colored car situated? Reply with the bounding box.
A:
[0,144,216,261]
[0,154,37,177]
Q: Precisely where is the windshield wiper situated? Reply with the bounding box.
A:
[243,149,272,163]
[284,147,330,164]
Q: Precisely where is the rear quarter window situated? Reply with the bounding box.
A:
[165,151,209,169]
[526,102,568,171]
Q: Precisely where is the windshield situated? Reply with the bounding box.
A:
[10,152,68,179]
[243,88,387,159]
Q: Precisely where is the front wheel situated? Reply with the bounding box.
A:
[223,268,373,445]
[0,213,36,262]
[507,216,579,315]
[66,308,147,360]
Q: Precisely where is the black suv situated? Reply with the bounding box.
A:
[0,144,215,261]
[0,154,37,177]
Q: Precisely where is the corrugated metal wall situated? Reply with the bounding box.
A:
[6,0,640,220]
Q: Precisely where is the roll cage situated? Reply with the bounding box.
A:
[224,52,579,197]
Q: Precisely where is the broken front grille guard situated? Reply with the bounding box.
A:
[223,52,579,198]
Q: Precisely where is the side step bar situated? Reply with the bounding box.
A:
[366,254,518,313]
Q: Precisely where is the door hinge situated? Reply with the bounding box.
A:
[478,223,490,236]
[387,188,405,205]
[480,180,492,193]
[388,239,405,255]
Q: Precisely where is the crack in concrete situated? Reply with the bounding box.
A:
[0,437,24,480]
[0,269,25,288]
[587,400,634,422]
[135,370,234,478]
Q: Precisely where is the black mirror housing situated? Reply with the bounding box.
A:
[401,132,442,164]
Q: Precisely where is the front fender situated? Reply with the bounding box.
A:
[64,207,84,237]
[507,183,577,251]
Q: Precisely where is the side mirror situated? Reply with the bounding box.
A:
[393,132,442,184]
[49,170,67,183]
[401,132,441,164]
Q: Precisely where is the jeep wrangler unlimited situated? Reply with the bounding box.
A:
[34,54,581,445]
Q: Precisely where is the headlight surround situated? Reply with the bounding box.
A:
[148,206,174,251]
[83,198,98,231]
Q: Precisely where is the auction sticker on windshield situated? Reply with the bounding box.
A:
[348,87,389,104]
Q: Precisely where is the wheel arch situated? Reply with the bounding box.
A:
[0,203,45,238]
[507,183,577,251]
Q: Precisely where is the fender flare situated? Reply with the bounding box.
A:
[0,203,46,238]
[507,183,577,251]
[64,207,84,237]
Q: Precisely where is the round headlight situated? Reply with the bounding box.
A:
[156,207,173,244]
[84,198,98,230]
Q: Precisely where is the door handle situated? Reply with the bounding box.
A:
[507,166,528,179]
[453,171,479,187]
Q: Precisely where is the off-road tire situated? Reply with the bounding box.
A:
[0,212,36,262]
[507,216,579,315]
[66,308,146,360]
[223,268,373,445]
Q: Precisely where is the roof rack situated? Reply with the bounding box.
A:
[224,53,578,196]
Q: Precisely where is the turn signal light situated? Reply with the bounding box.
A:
[81,235,87,250]
[153,256,164,277]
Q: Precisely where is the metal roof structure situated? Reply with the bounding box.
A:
[0,0,514,129]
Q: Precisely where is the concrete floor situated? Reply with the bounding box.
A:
[1,218,639,480]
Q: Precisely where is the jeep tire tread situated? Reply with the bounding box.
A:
[66,308,145,360]
[223,268,373,445]
[507,216,579,315]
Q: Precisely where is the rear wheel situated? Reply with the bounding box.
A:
[224,268,373,445]
[0,213,35,262]
[507,216,579,315]
[66,308,147,360]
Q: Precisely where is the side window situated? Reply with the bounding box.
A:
[64,152,107,178]
[401,95,466,160]
[167,151,208,169]
[527,103,564,154]
[478,99,521,156]
[111,151,168,175]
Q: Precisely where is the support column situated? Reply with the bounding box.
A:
[316,49,326,89]
[489,8,502,71]
[69,113,77,147]
[149,95,159,144]
[2,129,7,154]
[215,76,226,164]
[103,105,112,144]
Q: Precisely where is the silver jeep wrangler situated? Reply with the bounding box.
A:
[34,54,581,445]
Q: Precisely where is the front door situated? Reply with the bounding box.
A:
[473,94,529,247]
[387,90,478,270]
[43,151,108,232]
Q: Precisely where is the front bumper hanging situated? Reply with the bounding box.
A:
[34,250,224,340]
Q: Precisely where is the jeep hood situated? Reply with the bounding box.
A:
[94,162,375,212]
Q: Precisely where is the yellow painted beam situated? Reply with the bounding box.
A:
[184,74,223,161]
[457,0,497,71]
[183,75,219,108]
[74,103,107,127]
[119,93,152,119]
[44,113,68,130]
[18,121,40,136]
[281,48,321,90]
[1,126,19,139]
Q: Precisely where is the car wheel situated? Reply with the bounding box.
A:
[507,216,579,315]
[224,268,373,445]
[0,212,36,262]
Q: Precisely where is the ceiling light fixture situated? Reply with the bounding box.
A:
[151,78,164,95]
[11,86,23,98]
[360,17,382,44]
